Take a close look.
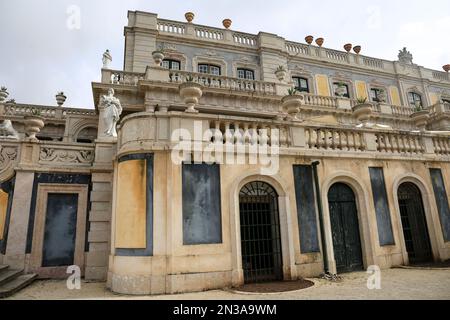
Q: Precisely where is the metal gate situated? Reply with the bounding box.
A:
[239,182,283,284]
[328,183,364,273]
[398,182,432,264]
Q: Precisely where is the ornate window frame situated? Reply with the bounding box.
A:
[329,75,354,99]
[193,56,227,77]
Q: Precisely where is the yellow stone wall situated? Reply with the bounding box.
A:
[429,93,439,105]
[0,190,8,240]
[390,86,402,105]
[355,81,369,100]
[316,74,330,96]
[115,159,147,249]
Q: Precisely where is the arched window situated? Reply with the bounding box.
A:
[408,92,422,108]
[293,77,309,93]
[237,68,255,80]
[161,59,180,70]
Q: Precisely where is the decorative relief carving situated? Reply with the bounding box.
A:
[39,147,94,164]
[0,146,18,171]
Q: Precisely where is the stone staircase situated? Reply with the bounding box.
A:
[0,265,37,298]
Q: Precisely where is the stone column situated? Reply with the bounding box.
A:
[5,170,35,269]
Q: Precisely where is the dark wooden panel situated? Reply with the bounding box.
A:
[42,193,78,267]
[369,168,395,246]
[293,165,320,253]
[429,169,450,242]
[182,163,222,245]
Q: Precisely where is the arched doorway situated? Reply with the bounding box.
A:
[398,182,432,264]
[239,181,283,283]
[328,183,364,273]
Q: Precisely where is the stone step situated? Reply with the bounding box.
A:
[0,274,38,298]
[0,269,22,286]
[0,265,9,273]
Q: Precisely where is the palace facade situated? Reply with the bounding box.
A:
[1,10,450,296]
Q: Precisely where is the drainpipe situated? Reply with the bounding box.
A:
[311,161,329,275]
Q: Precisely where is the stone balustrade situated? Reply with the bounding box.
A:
[305,127,366,152]
[375,132,425,154]
[101,69,146,86]
[116,111,450,160]
[168,70,278,95]
[0,103,96,120]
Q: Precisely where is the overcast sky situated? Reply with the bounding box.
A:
[0,0,449,109]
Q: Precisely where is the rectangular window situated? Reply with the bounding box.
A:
[430,169,450,242]
[198,64,221,76]
[370,88,381,102]
[333,83,350,98]
[293,165,320,253]
[408,92,422,108]
[162,59,181,70]
[237,68,255,80]
[369,167,395,246]
[182,163,222,245]
[293,77,309,93]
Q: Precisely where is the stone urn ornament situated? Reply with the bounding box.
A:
[55,91,67,107]
[344,43,352,53]
[305,35,314,45]
[222,19,232,29]
[315,37,324,47]
[443,64,450,73]
[282,88,304,120]
[353,45,361,54]
[152,50,165,66]
[352,99,373,125]
[179,76,203,113]
[24,109,45,141]
[275,66,287,82]
[0,86,9,102]
[185,12,195,23]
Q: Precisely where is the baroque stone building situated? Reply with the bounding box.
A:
[0,10,450,296]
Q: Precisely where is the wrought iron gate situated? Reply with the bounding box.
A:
[328,183,364,273]
[398,183,432,264]
[239,182,283,284]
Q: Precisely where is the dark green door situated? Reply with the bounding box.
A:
[328,183,364,273]
[398,183,432,264]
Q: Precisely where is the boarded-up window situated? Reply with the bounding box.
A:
[293,165,320,253]
[369,168,395,246]
[430,169,450,242]
[42,193,78,267]
[182,163,222,245]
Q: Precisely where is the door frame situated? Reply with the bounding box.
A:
[328,183,364,273]
[322,172,376,275]
[392,174,441,265]
[229,172,297,287]
[239,181,283,283]
[30,184,88,278]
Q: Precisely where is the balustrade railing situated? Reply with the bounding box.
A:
[376,132,425,154]
[157,20,186,34]
[109,70,145,86]
[391,104,414,117]
[305,127,366,151]
[168,70,277,95]
[208,120,290,147]
[433,136,450,155]
[2,104,96,119]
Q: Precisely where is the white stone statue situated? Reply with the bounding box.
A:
[0,120,19,139]
[99,88,122,138]
[102,49,112,69]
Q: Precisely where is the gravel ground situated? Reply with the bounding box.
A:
[5,268,450,300]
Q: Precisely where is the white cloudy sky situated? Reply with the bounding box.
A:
[0,0,449,109]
